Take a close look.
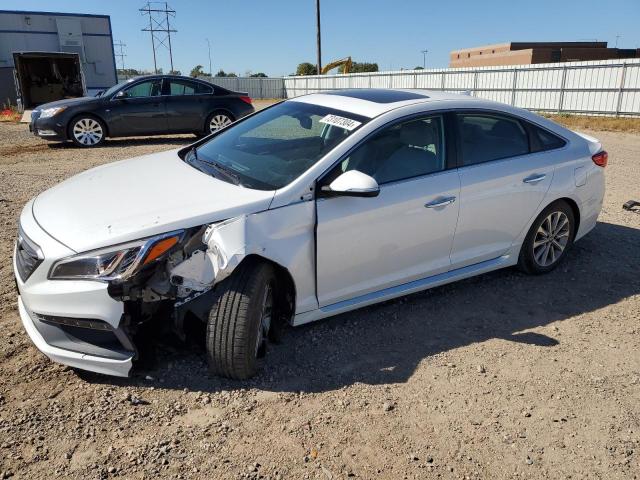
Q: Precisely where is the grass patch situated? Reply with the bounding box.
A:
[543,113,640,134]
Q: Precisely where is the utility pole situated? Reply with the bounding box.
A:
[206,38,212,76]
[421,49,428,69]
[113,40,127,72]
[615,34,621,48]
[140,2,177,74]
[315,0,322,75]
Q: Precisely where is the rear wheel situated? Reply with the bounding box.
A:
[206,260,276,379]
[69,115,106,147]
[518,201,575,274]
[206,111,234,134]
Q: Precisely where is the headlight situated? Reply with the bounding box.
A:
[39,106,67,119]
[49,231,184,282]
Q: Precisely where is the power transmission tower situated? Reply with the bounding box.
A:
[113,40,127,72]
[140,2,177,74]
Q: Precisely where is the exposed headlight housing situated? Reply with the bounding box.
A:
[39,106,67,119]
[49,231,184,282]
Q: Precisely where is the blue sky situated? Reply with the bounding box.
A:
[3,0,640,76]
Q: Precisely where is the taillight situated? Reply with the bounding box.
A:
[240,96,252,105]
[592,150,608,167]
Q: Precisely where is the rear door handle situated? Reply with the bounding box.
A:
[523,173,547,184]
[425,196,456,208]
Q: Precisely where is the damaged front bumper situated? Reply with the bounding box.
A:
[18,296,133,377]
[14,200,134,377]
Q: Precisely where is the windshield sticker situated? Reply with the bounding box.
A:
[319,114,362,131]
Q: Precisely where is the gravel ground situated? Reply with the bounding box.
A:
[0,119,639,480]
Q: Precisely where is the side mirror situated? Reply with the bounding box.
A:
[321,170,380,198]
[113,90,128,100]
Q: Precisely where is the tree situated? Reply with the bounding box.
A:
[339,61,379,74]
[226,72,238,77]
[250,72,267,77]
[215,69,227,77]
[414,66,424,70]
[190,65,205,77]
[116,68,140,77]
[168,69,182,75]
[296,62,317,75]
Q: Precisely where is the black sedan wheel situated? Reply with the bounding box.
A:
[206,111,234,134]
[69,116,106,147]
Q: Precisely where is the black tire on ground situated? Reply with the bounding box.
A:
[205,111,234,134]
[68,115,106,147]
[206,259,276,379]
[518,200,576,275]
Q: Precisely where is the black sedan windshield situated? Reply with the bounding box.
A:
[191,101,368,190]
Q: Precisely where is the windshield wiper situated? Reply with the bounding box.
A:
[186,147,242,186]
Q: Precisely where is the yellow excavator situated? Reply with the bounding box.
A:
[321,57,353,74]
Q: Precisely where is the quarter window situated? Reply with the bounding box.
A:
[530,124,566,152]
[457,113,529,166]
[123,80,162,98]
[336,115,446,185]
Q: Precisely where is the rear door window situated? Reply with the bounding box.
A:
[168,79,212,95]
[456,113,529,166]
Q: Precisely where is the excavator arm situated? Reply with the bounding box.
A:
[321,57,352,75]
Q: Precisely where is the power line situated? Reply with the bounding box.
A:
[113,40,127,71]
[140,2,177,74]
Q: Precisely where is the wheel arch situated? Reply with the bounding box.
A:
[238,254,297,324]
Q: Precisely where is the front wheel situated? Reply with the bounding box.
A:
[69,115,106,147]
[518,200,576,274]
[205,111,234,134]
[206,260,276,379]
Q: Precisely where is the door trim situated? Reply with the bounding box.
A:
[294,253,516,326]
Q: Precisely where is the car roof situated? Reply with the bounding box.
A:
[125,74,211,84]
[291,88,484,118]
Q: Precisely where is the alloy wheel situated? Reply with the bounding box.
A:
[533,211,570,267]
[209,114,232,132]
[72,118,103,146]
[255,283,273,358]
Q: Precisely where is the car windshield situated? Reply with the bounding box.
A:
[189,101,368,190]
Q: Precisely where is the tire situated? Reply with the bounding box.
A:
[69,115,106,147]
[206,259,276,379]
[205,111,234,134]
[518,200,576,275]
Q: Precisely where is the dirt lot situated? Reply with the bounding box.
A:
[0,119,639,480]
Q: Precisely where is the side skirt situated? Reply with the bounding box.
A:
[292,254,516,326]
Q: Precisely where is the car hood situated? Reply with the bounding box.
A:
[35,96,101,111]
[32,149,275,252]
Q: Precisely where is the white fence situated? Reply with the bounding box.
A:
[118,58,640,116]
[198,76,285,99]
[282,59,640,117]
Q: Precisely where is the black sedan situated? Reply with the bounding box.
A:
[29,75,255,147]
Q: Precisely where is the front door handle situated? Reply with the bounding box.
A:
[523,173,547,184]
[425,196,456,208]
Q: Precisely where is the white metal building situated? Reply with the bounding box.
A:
[0,9,117,108]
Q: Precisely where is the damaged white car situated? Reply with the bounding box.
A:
[13,89,606,379]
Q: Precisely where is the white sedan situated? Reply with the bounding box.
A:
[13,89,606,379]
